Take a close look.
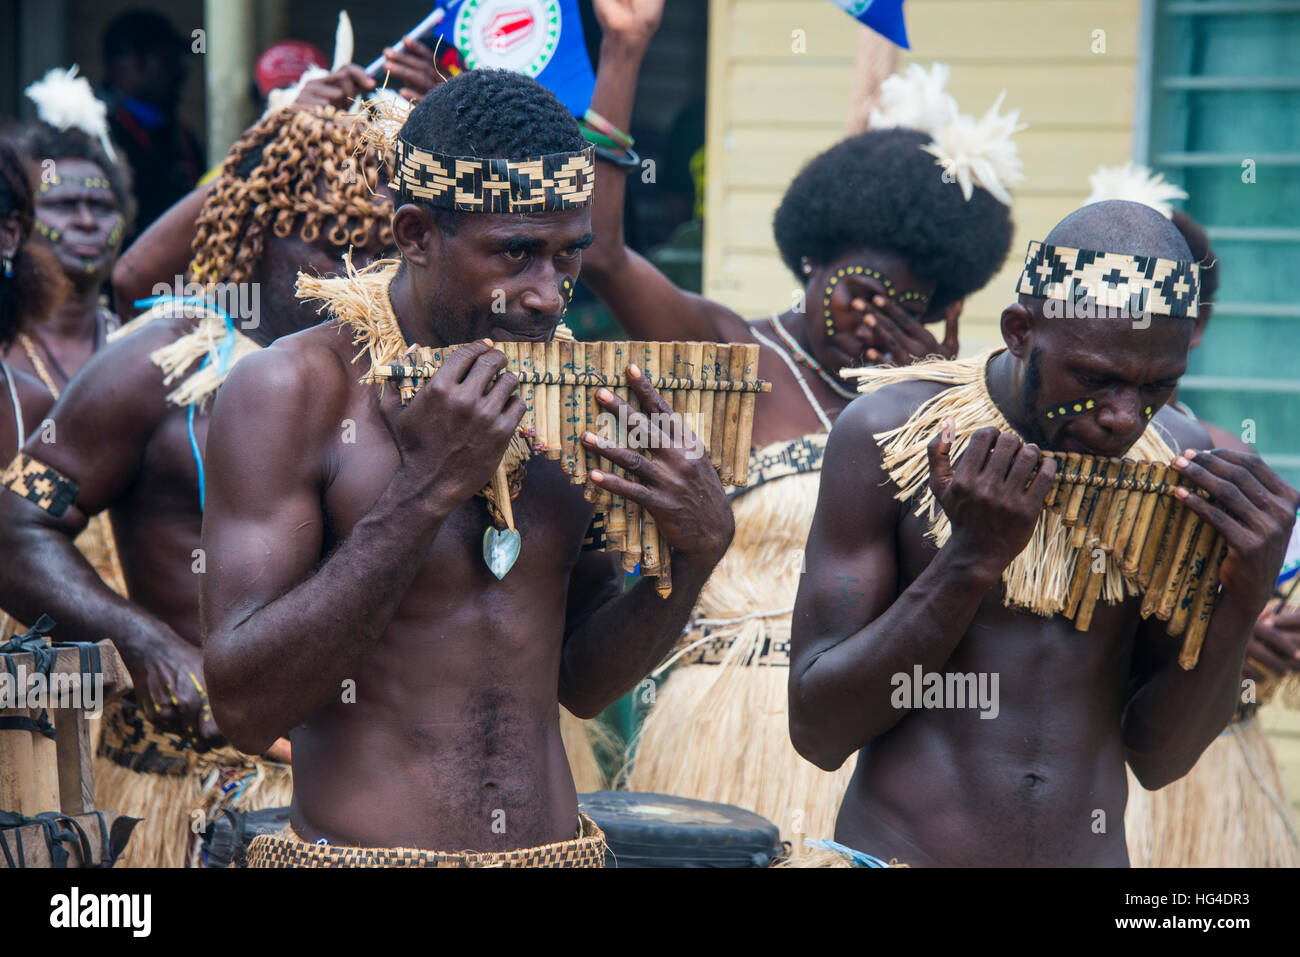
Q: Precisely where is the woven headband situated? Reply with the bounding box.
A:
[1017,241,1200,319]
[391,136,595,214]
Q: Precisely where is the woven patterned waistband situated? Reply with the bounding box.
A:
[97,698,286,778]
[247,813,606,868]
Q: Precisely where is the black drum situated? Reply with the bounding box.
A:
[579,791,786,867]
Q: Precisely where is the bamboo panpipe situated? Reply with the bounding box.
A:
[1041,451,1224,669]
[372,339,771,596]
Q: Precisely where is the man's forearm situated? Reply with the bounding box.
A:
[1123,595,1256,788]
[559,549,715,718]
[204,469,450,752]
[791,547,996,769]
[0,509,178,658]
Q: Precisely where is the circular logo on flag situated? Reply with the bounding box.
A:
[454,0,563,78]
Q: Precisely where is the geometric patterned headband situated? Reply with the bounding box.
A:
[391,136,595,214]
[1016,241,1200,319]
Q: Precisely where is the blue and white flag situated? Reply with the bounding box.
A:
[431,0,596,116]
[828,0,910,50]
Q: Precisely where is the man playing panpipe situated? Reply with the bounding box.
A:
[791,199,1299,866]
[0,75,401,865]
[578,1,1022,851]
[200,69,733,868]
[1080,166,1300,867]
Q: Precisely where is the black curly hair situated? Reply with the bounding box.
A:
[1,137,69,347]
[773,128,1014,312]
[396,68,586,232]
[16,121,136,233]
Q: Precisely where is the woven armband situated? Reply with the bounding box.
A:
[0,453,79,517]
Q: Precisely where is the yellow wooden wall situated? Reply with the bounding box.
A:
[702,0,1141,354]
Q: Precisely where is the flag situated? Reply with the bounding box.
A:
[828,0,910,50]
[430,0,596,116]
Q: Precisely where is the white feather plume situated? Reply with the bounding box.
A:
[1084,162,1187,219]
[24,66,117,161]
[332,11,355,72]
[921,91,1026,207]
[869,62,959,139]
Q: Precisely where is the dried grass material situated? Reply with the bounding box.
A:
[110,301,260,410]
[847,350,1176,618]
[624,441,855,853]
[560,707,607,793]
[1125,717,1300,867]
[775,848,854,868]
[95,754,293,868]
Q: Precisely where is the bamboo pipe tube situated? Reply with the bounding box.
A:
[686,342,704,449]
[573,342,589,485]
[639,343,661,575]
[733,344,760,487]
[1136,471,1180,588]
[529,343,547,454]
[699,342,716,458]
[661,342,678,417]
[545,340,562,459]
[1123,466,1171,575]
[1142,497,1192,617]
[1180,538,1227,669]
[1063,453,1094,525]
[491,464,515,531]
[1111,463,1154,561]
[713,344,734,484]
[1070,461,1121,627]
[594,342,617,508]
[518,342,536,443]
[620,342,640,571]
[560,341,577,475]
[1099,461,1137,551]
[1155,500,1205,620]
[722,345,747,485]
[1168,519,1219,636]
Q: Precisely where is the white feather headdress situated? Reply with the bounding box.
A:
[868,62,959,140]
[1084,162,1187,219]
[870,62,1025,207]
[922,91,1026,207]
[24,66,117,161]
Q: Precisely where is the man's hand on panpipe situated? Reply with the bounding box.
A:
[376,340,525,511]
[926,422,1058,581]
[1245,606,1300,682]
[1170,449,1300,616]
[581,364,734,564]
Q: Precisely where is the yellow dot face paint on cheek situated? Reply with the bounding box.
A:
[1048,397,1098,421]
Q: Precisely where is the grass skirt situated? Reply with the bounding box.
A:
[624,438,855,855]
[95,700,292,867]
[1125,715,1299,867]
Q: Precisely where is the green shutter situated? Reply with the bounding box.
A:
[1143,0,1300,483]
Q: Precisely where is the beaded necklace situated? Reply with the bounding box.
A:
[766,312,858,401]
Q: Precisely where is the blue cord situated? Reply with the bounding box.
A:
[133,296,239,512]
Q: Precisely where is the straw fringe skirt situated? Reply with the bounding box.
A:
[96,700,293,868]
[1125,716,1299,867]
[560,707,607,792]
[624,439,853,854]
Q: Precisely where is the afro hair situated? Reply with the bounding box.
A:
[773,127,1014,312]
